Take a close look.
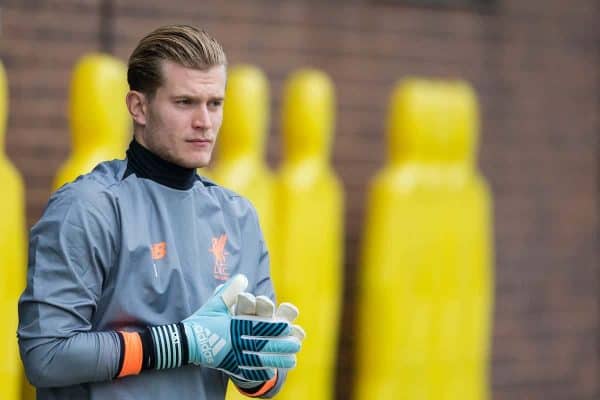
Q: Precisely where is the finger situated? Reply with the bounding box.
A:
[290,324,305,342]
[236,292,256,316]
[251,353,296,369]
[245,320,291,338]
[275,303,298,323]
[218,274,248,309]
[255,296,275,318]
[237,367,275,382]
[253,337,301,354]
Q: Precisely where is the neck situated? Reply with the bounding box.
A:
[124,138,197,190]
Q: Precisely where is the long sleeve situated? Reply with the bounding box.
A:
[17,189,122,388]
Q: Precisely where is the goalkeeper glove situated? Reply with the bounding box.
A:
[140,274,300,382]
[228,292,305,392]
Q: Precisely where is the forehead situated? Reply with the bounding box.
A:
[159,61,226,96]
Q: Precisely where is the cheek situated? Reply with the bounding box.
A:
[212,112,224,131]
[147,106,166,129]
[158,108,188,133]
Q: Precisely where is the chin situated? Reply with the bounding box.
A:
[186,157,211,169]
[174,150,211,169]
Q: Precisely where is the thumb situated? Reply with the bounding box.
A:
[205,274,248,312]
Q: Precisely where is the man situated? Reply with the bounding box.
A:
[18,25,303,399]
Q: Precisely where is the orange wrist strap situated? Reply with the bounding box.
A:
[117,331,143,378]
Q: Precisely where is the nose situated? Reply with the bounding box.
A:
[192,104,212,130]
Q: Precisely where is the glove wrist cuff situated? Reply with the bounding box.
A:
[233,370,279,397]
[144,323,187,370]
[178,322,190,364]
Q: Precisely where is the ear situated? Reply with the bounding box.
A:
[126,90,148,126]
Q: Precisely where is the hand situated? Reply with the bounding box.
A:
[181,275,301,382]
[229,292,305,389]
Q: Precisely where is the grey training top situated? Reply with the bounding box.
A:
[18,144,284,400]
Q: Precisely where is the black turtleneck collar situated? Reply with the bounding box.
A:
[123,138,198,190]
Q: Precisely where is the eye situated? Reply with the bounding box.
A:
[209,99,223,108]
[175,98,192,105]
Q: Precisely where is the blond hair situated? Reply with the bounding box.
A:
[127,25,227,97]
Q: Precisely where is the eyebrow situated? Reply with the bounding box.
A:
[171,95,224,102]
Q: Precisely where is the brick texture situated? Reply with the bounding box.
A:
[1,0,598,399]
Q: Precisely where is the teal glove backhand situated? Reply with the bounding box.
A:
[181,275,300,381]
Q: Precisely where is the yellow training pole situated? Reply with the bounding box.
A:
[0,59,28,400]
[53,53,129,190]
[354,79,493,400]
[274,69,344,400]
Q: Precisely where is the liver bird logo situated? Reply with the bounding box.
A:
[209,234,229,281]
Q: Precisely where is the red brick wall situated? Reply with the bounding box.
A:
[2,1,598,398]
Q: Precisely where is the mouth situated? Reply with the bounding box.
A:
[186,138,213,148]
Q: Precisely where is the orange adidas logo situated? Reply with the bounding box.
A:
[151,242,167,260]
[209,234,229,281]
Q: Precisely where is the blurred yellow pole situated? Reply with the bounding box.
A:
[353,79,493,400]
[274,69,343,400]
[0,60,28,400]
[52,53,129,190]
[430,82,493,400]
[209,65,277,400]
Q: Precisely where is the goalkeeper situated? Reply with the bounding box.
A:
[17,25,304,399]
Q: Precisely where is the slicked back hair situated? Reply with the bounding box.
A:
[127,24,227,98]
